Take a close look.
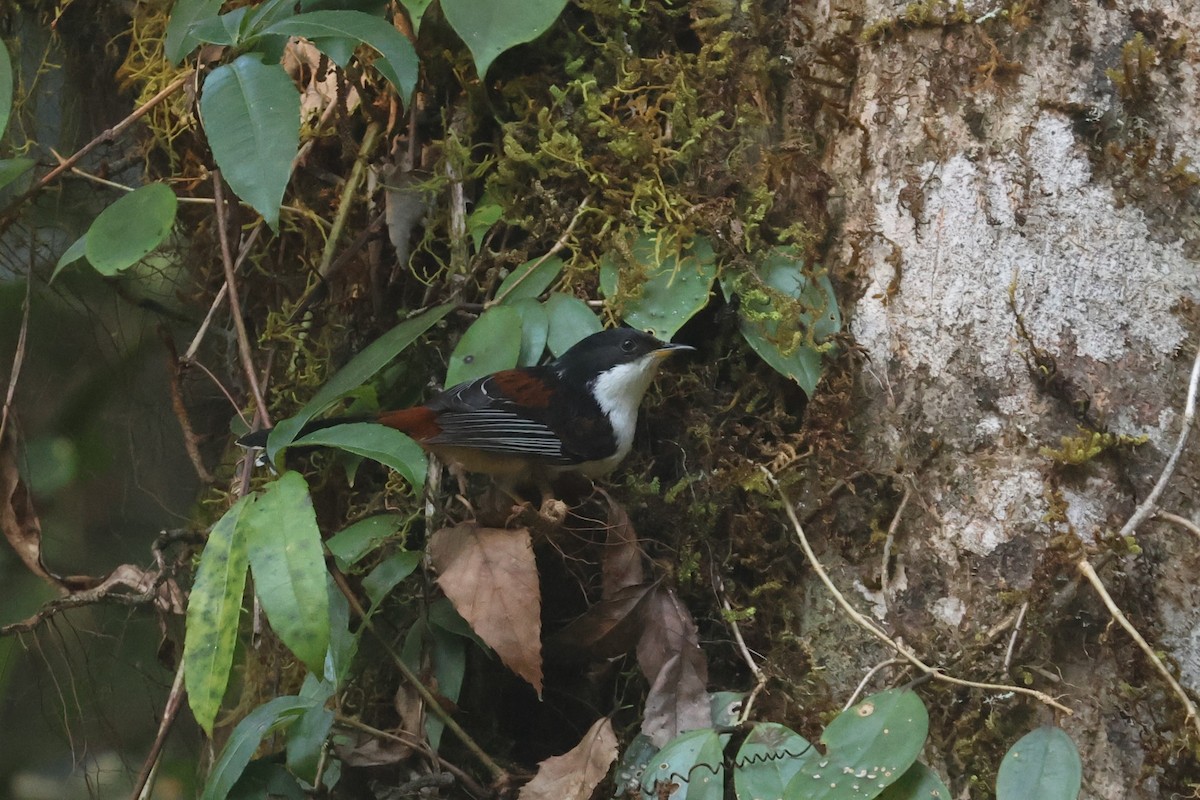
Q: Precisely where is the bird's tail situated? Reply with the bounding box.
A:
[236,416,368,448]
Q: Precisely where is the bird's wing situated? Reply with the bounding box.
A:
[423,369,576,463]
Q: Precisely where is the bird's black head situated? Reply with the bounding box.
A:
[553,328,693,384]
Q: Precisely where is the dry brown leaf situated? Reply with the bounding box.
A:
[551,582,656,659]
[517,716,618,800]
[598,489,645,598]
[637,587,710,747]
[429,522,543,693]
[0,423,62,592]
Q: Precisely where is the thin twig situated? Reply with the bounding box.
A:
[489,198,590,307]
[159,329,214,483]
[334,715,488,797]
[1077,558,1200,738]
[761,466,1072,714]
[131,661,187,800]
[1003,601,1029,673]
[1154,510,1200,541]
[880,485,912,601]
[844,659,905,709]
[0,276,31,443]
[26,70,194,197]
[212,172,271,428]
[714,574,767,725]
[329,567,508,782]
[1119,341,1200,538]
[182,223,264,363]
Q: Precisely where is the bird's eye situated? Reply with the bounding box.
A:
[621,338,636,353]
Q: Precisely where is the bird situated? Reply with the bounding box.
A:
[242,328,694,488]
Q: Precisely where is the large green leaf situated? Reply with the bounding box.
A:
[201,695,315,800]
[267,302,453,461]
[50,234,88,283]
[996,727,1081,800]
[83,183,178,276]
[721,246,841,397]
[262,10,419,100]
[363,550,422,605]
[875,762,952,800]
[294,422,427,488]
[783,689,929,800]
[242,472,330,673]
[326,513,407,569]
[509,297,549,366]
[495,255,564,304]
[445,305,522,386]
[600,233,716,340]
[184,496,252,736]
[399,0,435,34]
[640,728,726,800]
[0,39,12,141]
[543,292,602,356]
[0,157,34,192]
[200,55,299,230]
[441,0,569,77]
[733,722,815,800]
[165,0,225,63]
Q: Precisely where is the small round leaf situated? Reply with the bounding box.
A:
[84,183,177,276]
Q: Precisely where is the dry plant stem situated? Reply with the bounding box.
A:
[880,485,912,601]
[130,661,187,800]
[335,715,488,797]
[161,331,214,483]
[0,277,31,443]
[1155,510,1200,541]
[329,567,508,782]
[1003,600,1029,673]
[489,198,591,307]
[714,575,767,725]
[212,173,272,428]
[318,122,382,279]
[27,70,194,197]
[845,659,905,709]
[1119,341,1200,538]
[184,222,264,362]
[1077,558,1200,738]
[760,466,1072,715]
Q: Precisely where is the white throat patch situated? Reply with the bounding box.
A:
[582,353,666,475]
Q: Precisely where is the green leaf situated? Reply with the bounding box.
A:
[467,200,503,252]
[0,157,35,192]
[441,0,569,77]
[268,303,453,461]
[509,297,548,366]
[402,615,467,752]
[200,55,299,230]
[326,513,407,569]
[0,39,12,141]
[242,472,330,673]
[51,234,89,283]
[600,233,716,340]
[294,423,427,488]
[445,305,522,386]
[227,762,306,800]
[324,576,356,685]
[83,183,177,276]
[363,550,422,605]
[996,727,1081,800]
[184,496,252,736]
[286,703,335,784]
[783,689,929,800]
[733,722,815,800]
[721,247,841,397]
[875,762,952,800]
[262,10,420,100]
[495,255,564,304]
[165,0,225,63]
[399,0,435,34]
[201,695,315,800]
[543,292,602,356]
[640,728,726,800]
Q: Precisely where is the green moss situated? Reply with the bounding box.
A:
[1039,427,1148,465]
